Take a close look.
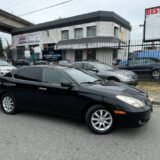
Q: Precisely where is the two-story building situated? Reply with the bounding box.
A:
[12,11,131,65]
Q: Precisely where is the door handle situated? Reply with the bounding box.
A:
[38,87,47,91]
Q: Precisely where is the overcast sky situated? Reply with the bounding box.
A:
[0,0,159,46]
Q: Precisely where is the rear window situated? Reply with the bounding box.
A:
[14,67,42,82]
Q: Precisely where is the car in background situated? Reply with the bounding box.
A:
[14,59,30,67]
[0,60,16,76]
[119,57,160,79]
[0,66,152,134]
[58,60,71,67]
[71,61,138,85]
[34,60,48,65]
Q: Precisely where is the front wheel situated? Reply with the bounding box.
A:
[152,70,160,79]
[1,94,16,114]
[85,105,114,134]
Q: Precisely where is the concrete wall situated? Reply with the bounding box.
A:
[12,21,130,49]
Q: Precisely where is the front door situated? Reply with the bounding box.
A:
[36,68,83,117]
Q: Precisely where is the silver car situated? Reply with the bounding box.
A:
[0,60,16,76]
[71,61,138,85]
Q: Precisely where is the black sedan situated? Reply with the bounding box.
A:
[0,66,152,134]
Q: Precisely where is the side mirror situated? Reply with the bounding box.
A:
[61,81,74,88]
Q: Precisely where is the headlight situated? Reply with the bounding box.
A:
[116,95,145,108]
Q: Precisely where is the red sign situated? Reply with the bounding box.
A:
[146,6,160,16]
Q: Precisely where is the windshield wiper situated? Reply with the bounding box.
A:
[80,81,97,84]
[94,79,103,83]
[81,79,102,84]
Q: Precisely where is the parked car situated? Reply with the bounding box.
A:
[0,60,16,76]
[14,59,30,67]
[0,66,152,134]
[34,60,48,65]
[119,57,160,79]
[71,61,138,85]
[118,50,160,68]
[58,60,71,67]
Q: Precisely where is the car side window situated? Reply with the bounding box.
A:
[14,67,42,82]
[129,59,143,67]
[72,63,83,69]
[42,68,70,86]
[84,63,95,70]
[144,59,155,65]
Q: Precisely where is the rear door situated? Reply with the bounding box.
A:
[8,67,42,109]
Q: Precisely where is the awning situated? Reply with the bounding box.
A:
[56,37,125,50]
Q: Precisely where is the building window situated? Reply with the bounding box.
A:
[87,49,96,60]
[75,50,83,61]
[61,30,69,40]
[74,28,83,39]
[87,26,96,37]
[114,27,119,38]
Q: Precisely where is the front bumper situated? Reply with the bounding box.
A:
[121,79,138,86]
[115,106,153,127]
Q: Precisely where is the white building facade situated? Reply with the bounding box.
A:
[12,11,131,65]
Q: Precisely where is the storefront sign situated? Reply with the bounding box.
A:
[19,35,40,44]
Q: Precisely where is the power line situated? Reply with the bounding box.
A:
[19,0,74,17]
[5,0,29,10]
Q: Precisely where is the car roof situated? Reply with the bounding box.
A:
[134,57,160,61]
[16,65,70,70]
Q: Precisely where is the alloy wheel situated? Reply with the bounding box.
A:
[2,96,15,113]
[153,70,160,79]
[91,109,113,131]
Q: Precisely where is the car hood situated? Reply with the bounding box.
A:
[0,66,16,70]
[82,82,147,100]
[102,69,135,76]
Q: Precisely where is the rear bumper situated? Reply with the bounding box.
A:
[115,106,152,127]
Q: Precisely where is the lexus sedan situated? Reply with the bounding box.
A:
[0,66,152,134]
[71,61,138,85]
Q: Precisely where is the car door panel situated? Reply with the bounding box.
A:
[36,83,88,118]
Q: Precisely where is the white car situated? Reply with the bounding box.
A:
[0,60,16,76]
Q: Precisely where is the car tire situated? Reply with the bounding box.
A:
[152,70,160,79]
[85,105,114,134]
[1,94,16,114]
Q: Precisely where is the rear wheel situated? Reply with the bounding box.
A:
[152,70,160,79]
[86,105,114,134]
[1,94,16,114]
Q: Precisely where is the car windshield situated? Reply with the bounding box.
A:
[0,61,11,66]
[65,68,100,84]
[93,63,113,70]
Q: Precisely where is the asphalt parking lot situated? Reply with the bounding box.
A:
[0,106,160,160]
